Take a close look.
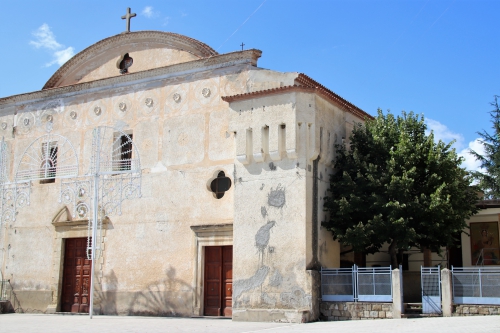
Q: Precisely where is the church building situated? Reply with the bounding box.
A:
[0,16,371,322]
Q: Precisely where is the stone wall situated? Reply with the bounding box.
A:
[453,304,500,316]
[320,302,393,321]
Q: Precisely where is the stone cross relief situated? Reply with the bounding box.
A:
[121,7,137,33]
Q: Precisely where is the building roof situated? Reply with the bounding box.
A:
[476,199,500,209]
[222,73,372,121]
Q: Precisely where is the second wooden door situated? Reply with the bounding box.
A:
[204,245,232,317]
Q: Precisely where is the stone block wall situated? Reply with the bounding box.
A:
[320,302,393,321]
[453,304,500,316]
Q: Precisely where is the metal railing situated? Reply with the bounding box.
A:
[0,279,22,312]
[321,265,393,302]
[452,266,500,305]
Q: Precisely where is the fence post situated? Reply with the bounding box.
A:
[392,268,403,319]
[441,268,452,317]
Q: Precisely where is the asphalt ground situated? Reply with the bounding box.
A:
[0,314,499,333]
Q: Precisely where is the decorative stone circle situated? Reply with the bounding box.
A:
[77,203,88,218]
[145,98,154,107]
[119,102,127,112]
[70,111,77,119]
[1,122,7,130]
[173,93,181,103]
[202,88,211,98]
[94,106,102,116]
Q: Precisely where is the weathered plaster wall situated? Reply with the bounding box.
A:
[228,93,316,322]
[0,62,250,314]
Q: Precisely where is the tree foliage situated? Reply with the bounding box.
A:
[470,96,500,199]
[323,110,478,267]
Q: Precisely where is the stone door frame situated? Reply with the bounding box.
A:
[190,223,233,316]
[46,206,107,313]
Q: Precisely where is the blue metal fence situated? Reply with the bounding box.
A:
[321,265,393,302]
[452,266,500,305]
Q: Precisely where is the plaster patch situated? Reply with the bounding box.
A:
[233,266,270,300]
[261,292,277,307]
[260,206,267,218]
[268,184,285,208]
[255,221,275,250]
[280,287,311,308]
[269,270,283,287]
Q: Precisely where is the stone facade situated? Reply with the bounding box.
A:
[453,304,500,316]
[320,302,393,321]
[0,31,369,322]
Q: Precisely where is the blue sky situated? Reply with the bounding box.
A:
[1,0,498,170]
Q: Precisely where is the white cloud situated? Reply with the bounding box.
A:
[425,118,484,172]
[44,47,75,67]
[163,16,171,26]
[30,24,74,67]
[142,6,158,18]
[30,24,62,50]
[425,118,464,149]
[458,138,485,173]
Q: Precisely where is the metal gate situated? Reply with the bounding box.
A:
[421,266,442,314]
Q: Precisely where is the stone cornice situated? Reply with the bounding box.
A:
[190,223,233,235]
[43,31,219,89]
[0,49,262,108]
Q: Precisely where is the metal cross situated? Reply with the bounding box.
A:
[121,7,137,33]
[240,42,245,51]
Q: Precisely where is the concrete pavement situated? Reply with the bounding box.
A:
[0,314,499,333]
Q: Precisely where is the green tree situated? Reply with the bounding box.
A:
[323,110,478,267]
[470,96,500,198]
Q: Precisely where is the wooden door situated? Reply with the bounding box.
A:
[61,238,92,313]
[204,245,232,317]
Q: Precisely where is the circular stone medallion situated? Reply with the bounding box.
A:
[202,88,211,98]
[119,102,127,112]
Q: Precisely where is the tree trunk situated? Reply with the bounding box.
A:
[388,240,399,268]
[423,247,432,267]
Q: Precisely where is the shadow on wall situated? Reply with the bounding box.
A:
[126,266,193,316]
[94,270,118,315]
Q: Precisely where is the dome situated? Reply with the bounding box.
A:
[43,31,218,89]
